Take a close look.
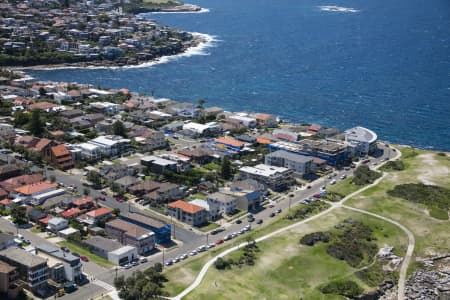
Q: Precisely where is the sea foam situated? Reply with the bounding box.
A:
[319,6,360,13]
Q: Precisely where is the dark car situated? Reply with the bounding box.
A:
[256,219,263,224]
[276,208,282,214]
[216,239,224,245]
[235,219,242,224]
[80,256,89,262]
[72,252,80,257]
[61,246,70,253]
[269,212,275,218]
[248,217,255,223]
[313,194,321,198]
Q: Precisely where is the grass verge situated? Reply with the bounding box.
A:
[57,241,114,268]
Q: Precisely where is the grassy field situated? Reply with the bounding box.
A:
[327,177,362,196]
[182,208,407,300]
[57,241,114,268]
[346,148,450,263]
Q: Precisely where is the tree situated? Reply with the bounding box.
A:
[13,110,30,127]
[112,120,127,137]
[112,208,121,216]
[220,156,232,180]
[11,204,27,225]
[28,109,44,136]
[83,188,90,196]
[114,275,125,290]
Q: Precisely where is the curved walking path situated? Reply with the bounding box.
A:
[172,148,414,300]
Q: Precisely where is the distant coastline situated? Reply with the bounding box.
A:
[14,33,215,71]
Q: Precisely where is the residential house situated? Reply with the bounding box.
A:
[27,208,47,223]
[71,197,94,210]
[100,164,137,185]
[79,207,112,226]
[127,180,160,197]
[60,208,81,219]
[177,147,216,164]
[182,122,220,137]
[140,156,177,174]
[105,219,155,255]
[226,115,257,128]
[47,217,68,232]
[114,176,139,192]
[255,113,278,128]
[30,138,56,159]
[201,106,223,118]
[50,145,74,170]
[168,200,208,227]
[88,135,130,157]
[0,188,7,200]
[238,164,294,192]
[220,179,264,211]
[206,192,237,220]
[142,182,183,205]
[215,137,246,152]
[118,212,171,244]
[0,174,44,193]
[0,248,48,295]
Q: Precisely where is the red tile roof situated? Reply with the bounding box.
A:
[215,137,245,148]
[61,208,81,218]
[51,144,70,157]
[38,216,51,224]
[14,181,57,195]
[256,113,274,121]
[72,197,93,206]
[168,200,205,214]
[86,207,112,218]
[0,174,44,191]
[32,138,53,152]
[0,199,12,206]
[256,137,273,145]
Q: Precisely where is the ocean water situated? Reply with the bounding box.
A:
[27,0,450,150]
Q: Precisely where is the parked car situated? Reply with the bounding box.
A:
[101,191,107,196]
[165,259,173,266]
[340,174,347,179]
[269,212,275,217]
[72,252,80,257]
[313,194,321,199]
[307,185,312,189]
[61,246,70,253]
[124,264,132,269]
[80,256,88,262]
[140,258,148,264]
[132,261,139,266]
[256,219,263,224]
[216,239,224,245]
[235,219,242,224]
[248,217,255,223]
[276,208,282,214]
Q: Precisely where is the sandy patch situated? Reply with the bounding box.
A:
[417,153,449,185]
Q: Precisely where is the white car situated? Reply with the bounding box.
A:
[206,243,215,249]
[190,251,198,256]
[330,179,337,185]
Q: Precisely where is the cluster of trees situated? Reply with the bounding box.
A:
[320,279,363,298]
[11,204,28,225]
[325,219,378,268]
[215,237,259,270]
[387,183,450,220]
[113,264,168,300]
[352,165,382,185]
[0,52,86,67]
[285,201,329,220]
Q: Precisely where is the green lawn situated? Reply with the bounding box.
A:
[30,226,42,234]
[327,177,363,197]
[57,241,114,268]
[183,208,407,300]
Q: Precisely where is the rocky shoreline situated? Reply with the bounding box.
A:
[14,34,207,71]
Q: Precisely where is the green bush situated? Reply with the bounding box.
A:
[300,232,331,246]
[387,183,450,217]
[429,207,449,220]
[352,165,382,185]
[380,160,405,171]
[320,279,363,298]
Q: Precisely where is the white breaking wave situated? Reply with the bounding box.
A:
[29,32,219,71]
[149,8,210,14]
[319,6,360,13]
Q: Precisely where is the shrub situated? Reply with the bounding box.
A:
[380,160,405,171]
[352,165,382,185]
[320,280,363,298]
[300,232,331,246]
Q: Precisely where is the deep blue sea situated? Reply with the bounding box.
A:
[28,0,450,150]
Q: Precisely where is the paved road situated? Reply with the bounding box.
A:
[172,146,410,300]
